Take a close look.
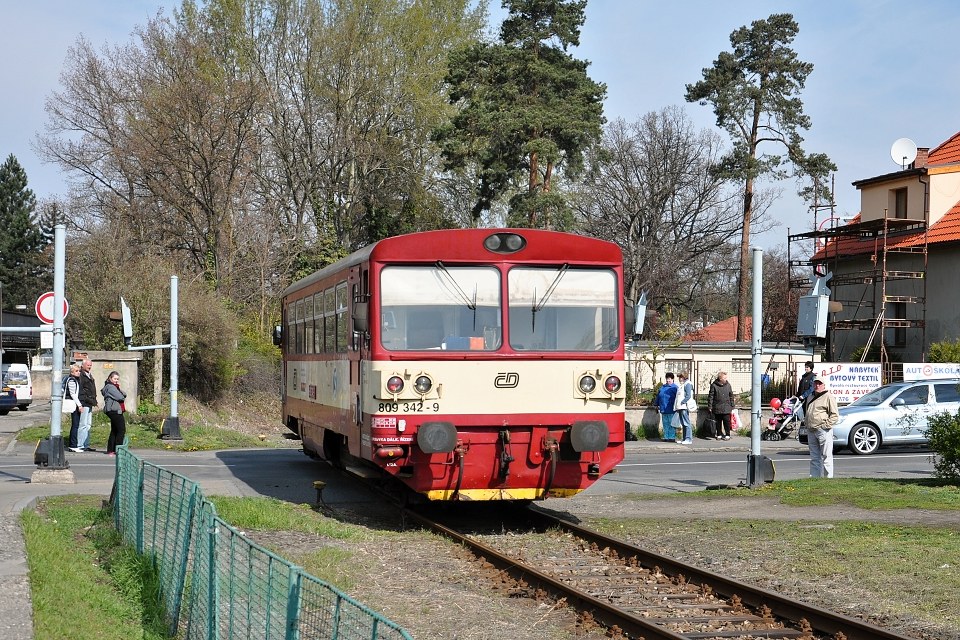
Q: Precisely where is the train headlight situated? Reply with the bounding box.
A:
[483,232,527,254]
[386,376,404,394]
[578,375,597,394]
[414,375,433,394]
[604,375,622,393]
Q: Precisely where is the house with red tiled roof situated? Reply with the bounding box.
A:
[800,130,960,365]
[682,316,752,342]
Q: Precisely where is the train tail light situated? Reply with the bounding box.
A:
[386,376,404,394]
[604,375,621,393]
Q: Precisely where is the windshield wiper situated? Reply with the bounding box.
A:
[531,264,569,332]
[534,264,569,312]
[435,261,477,311]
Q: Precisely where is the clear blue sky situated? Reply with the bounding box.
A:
[3,0,960,248]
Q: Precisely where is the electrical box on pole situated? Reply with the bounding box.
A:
[797,271,832,339]
[634,290,649,336]
[120,297,133,346]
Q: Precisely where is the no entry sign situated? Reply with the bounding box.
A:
[35,292,70,324]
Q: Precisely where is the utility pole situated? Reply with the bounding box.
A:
[121,275,181,440]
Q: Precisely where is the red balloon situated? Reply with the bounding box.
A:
[770,397,782,410]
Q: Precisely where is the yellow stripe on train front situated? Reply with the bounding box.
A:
[424,487,584,501]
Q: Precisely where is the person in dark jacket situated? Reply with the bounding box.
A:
[77,359,98,451]
[707,371,736,440]
[101,371,127,456]
[797,361,816,400]
[654,372,679,441]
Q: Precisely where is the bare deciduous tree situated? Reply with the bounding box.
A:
[573,107,763,327]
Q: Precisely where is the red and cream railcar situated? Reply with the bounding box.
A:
[277,228,626,500]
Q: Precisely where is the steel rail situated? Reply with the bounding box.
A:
[526,506,917,640]
[401,507,689,640]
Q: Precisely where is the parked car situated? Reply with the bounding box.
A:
[798,379,960,454]
[1,363,32,410]
[0,384,17,415]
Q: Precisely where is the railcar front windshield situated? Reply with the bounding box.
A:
[380,266,502,351]
[508,267,619,351]
[379,264,620,352]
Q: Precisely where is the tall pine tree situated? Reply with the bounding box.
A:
[0,155,50,307]
[434,0,605,228]
[685,14,834,341]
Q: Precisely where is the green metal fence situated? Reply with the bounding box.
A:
[113,446,413,640]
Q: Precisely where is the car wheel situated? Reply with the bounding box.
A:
[849,423,880,455]
[17,405,28,411]
[0,410,8,416]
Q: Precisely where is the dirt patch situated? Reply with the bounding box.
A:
[249,528,608,640]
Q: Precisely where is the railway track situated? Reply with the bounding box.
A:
[403,504,917,640]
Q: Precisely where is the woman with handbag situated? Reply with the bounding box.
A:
[64,364,83,453]
[101,372,128,457]
[674,372,695,444]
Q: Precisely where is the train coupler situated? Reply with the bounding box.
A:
[498,429,514,481]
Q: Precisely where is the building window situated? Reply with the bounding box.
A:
[665,360,691,379]
[893,187,908,219]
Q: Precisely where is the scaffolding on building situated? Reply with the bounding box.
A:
[788,210,928,383]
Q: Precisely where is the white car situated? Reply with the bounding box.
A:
[798,379,960,455]
[1,363,32,411]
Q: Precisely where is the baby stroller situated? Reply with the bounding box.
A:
[763,396,801,441]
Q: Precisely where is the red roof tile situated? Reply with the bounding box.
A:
[683,316,752,342]
[927,131,960,165]
[812,202,960,261]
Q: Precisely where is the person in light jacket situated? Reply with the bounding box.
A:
[64,364,82,452]
[803,377,839,478]
[101,371,128,457]
[675,372,694,444]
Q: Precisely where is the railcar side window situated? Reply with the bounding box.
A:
[336,283,348,352]
[507,268,618,351]
[314,294,324,354]
[324,288,336,353]
[295,299,305,354]
[303,295,314,355]
[380,266,501,351]
[285,302,294,354]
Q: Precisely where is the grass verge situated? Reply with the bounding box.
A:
[616,476,960,510]
[208,496,411,589]
[21,495,169,640]
[585,515,960,633]
[18,410,267,452]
